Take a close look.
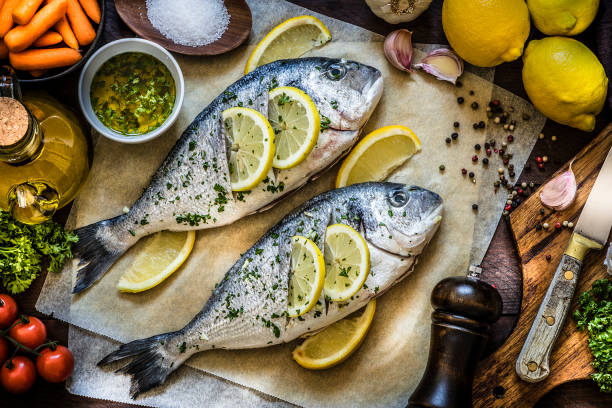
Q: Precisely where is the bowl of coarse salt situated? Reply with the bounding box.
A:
[114,0,252,55]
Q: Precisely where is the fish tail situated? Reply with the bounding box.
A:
[72,215,131,294]
[98,332,183,398]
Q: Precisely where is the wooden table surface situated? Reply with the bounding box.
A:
[2,0,611,407]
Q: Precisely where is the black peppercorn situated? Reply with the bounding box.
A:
[471,101,478,109]
[456,80,463,88]
[473,123,479,129]
[451,132,458,140]
[468,171,475,178]
[478,121,485,128]
[474,144,481,150]
[484,142,490,149]
[469,90,475,95]
[536,223,543,231]
[453,121,460,128]
[472,203,478,210]
[445,137,451,144]
[482,158,489,165]
[509,171,516,178]
[457,97,464,104]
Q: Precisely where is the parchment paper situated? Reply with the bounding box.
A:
[36,1,545,406]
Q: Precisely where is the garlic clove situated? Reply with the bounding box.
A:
[384,29,414,72]
[539,162,577,211]
[414,48,464,84]
[366,0,433,24]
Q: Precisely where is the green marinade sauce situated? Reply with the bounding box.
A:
[90,52,176,135]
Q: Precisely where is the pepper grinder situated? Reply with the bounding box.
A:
[407,268,502,408]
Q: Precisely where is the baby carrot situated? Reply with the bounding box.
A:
[0,0,21,38]
[66,0,93,46]
[32,29,61,46]
[4,0,66,52]
[0,40,8,58]
[29,68,46,76]
[12,0,44,25]
[54,14,76,48]
[77,0,98,24]
[9,47,81,70]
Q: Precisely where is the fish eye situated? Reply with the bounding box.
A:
[326,64,346,81]
[389,190,408,207]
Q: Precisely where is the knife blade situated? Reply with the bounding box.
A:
[516,145,612,383]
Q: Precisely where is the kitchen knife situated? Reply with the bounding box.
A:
[407,266,503,408]
[516,145,612,382]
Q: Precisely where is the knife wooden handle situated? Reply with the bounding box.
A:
[407,276,502,408]
[516,233,602,382]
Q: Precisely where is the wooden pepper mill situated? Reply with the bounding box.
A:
[407,274,503,408]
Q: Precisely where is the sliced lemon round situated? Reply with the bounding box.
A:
[288,235,325,317]
[323,224,370,302]
[117,230,196,293]
[292,299,376,369]
[222,107,275,191]
[268,86,320,169]
[244,15,331,74]
[335,125,421,188]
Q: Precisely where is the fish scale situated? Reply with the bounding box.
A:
[99,182,443,397]
[71,57,384,293]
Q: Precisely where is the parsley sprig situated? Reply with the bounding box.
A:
[0,211,77,294]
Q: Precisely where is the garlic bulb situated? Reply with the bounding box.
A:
[366,0,433,24]
[413,48,464,84]
[384,29,414,72]
[539,162,577,211]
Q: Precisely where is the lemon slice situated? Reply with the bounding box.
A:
[268,87,320,169]
[244,16,331,74]
[288,235,325,317]
[335,125,421,188]
[292,299,376,369]
[222,107,275,191]
[323,224,370,302]
[117,230,196,293]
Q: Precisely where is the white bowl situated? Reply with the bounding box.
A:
[78,38,184,144]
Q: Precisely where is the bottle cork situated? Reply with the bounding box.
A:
[0,97,29,146]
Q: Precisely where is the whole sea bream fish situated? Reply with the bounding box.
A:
[99,182,443,397]
[72,58,383,293]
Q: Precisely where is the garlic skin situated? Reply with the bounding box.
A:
[539,162,577,211]
[366,0,433,24]
[605,244,612,275]
[413,48,464,84]
[384,29,414,72]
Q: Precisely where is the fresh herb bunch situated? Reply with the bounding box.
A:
[573,278,612,393]
[0,211,78,294]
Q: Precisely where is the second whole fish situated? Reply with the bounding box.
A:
[72,58,384,293]
[99,182,443,397]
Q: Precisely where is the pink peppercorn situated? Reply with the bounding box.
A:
[536,156,543,163]
[472,155,478,162]
[503,159,509,165]
[486,148,491,155]
[461,168,467,175]
[538,163,544,169]
[494,148,498,153]
[507,135,514,142]
[555,222,561,229]
[546,254,551,261]
[505,204,512,211]
[518,189,523,195]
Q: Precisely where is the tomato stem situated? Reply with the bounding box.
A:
[1,334,41,357]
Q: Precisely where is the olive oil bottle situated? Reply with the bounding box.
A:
[0,67,89,224]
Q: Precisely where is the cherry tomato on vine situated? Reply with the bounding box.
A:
[0,338,9,364]
[0,356,36,394]
[36,345,74,383]
[0,294,18,329]
[9,316,47,350]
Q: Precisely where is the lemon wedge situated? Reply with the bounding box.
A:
[323,224,370,302]
[244,15,331,74]
[335,125,421,188]
[117,230,196,293]
[268,87,320,169]
[288,235,325,317]
[222,107,275,191]
[292,299,376,369]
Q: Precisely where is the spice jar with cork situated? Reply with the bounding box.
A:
[0,66,90,224]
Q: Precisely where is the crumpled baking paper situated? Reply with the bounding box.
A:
[36,1,545,407]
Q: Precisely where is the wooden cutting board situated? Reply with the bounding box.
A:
[472,123,612,407]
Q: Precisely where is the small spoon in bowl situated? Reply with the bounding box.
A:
[114,0,252,56]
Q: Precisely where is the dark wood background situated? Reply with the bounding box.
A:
[2,0,611,406]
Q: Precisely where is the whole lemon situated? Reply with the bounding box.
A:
[527,0,600,36]
[522,37,608,132]
[442,0,530,67]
